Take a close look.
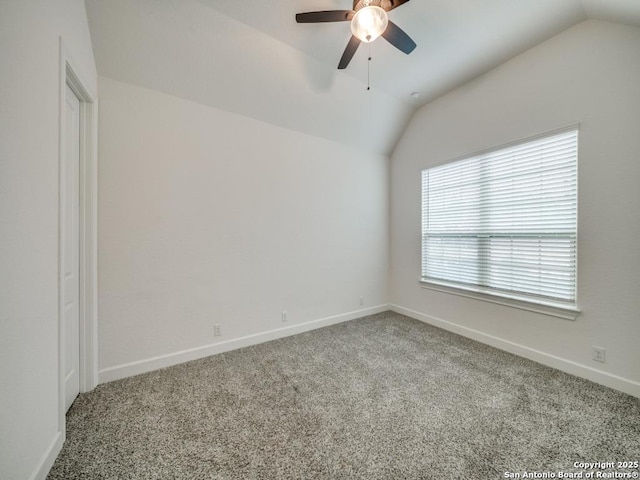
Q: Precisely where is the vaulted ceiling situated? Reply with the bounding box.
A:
[85,0,640,155]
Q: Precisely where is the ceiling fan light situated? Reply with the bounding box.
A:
[350,6,388,43]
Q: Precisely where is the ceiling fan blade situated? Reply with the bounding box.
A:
[296,10,354,23]
[382,20,416,54]
[383,0,410,11]
[338,36,361,69]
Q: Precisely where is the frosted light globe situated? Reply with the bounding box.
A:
[350,6,388,43]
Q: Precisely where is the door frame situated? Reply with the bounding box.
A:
[57,38,98,437]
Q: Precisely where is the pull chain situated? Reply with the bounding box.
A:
[367,43,372,91]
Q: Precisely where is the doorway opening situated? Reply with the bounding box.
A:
[58,39,98,432]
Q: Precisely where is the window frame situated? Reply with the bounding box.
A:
[419,126,580,320]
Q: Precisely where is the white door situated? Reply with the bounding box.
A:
[63,84,81,411]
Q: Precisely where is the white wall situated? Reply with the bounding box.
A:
[0,1,97,479]
[98,77,389,379]
[390,19,640,396]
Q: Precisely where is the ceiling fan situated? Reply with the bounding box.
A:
[296,0,416,70]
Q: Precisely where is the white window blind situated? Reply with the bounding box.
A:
[421,129,578,306]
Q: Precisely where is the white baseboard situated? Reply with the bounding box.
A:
[99,303,640,397]
[390,304,640,399]
[31,431,63,480]
[99,305,389,384]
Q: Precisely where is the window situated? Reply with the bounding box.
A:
[421,128,578,312]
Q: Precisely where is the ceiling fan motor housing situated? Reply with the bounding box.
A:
[353,0,397,12]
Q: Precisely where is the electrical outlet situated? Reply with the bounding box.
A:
[214,324,222,337]
[359,296,364,306]
[592,346,606,363]
[281,311,288,322]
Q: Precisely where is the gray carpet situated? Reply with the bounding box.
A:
[48,311,640,479]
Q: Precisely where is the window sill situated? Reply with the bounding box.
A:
[419,280,580,321]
